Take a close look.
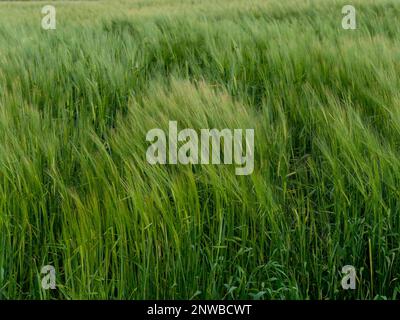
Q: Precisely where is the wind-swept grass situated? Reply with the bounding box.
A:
[0,0,400,299]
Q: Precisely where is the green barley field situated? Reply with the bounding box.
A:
[1,0,400,300]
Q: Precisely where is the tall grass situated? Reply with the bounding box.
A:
[0,0,400,299]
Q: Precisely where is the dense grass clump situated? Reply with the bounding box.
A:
[1,0,400,299]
